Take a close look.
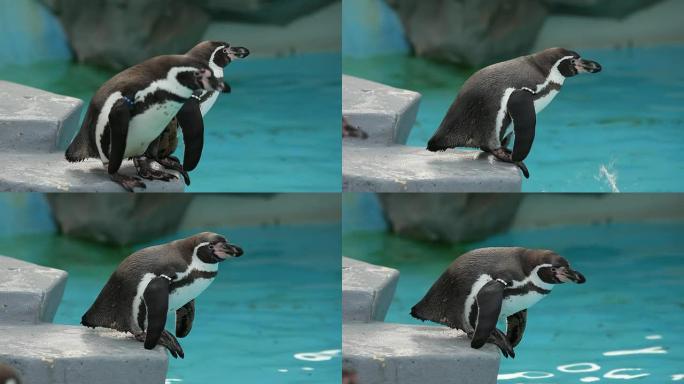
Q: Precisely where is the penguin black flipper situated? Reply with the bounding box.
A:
[471,280,505,349]
[508,90,536,163]
[142,276,170,350]
[506,309,527,348]
[107,100,147,192]
[176,300,195,338]
[177,98,204,172]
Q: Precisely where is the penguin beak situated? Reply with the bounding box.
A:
[556,267,586,284]
[575,58,601,74]
[214,242,243,259]
[228,46,250,59]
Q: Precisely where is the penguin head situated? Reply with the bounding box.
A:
[187,41,250,68]
[528,249,586,285]
[536,47,602,78]
[0,362,21,384]
[176,66,225,93]
[193,232,244,264]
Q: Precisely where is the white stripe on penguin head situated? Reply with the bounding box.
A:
[208,45,226,78]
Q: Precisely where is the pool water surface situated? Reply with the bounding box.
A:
[342,202,684,382]
[343,45,684,192]
[0,53,341,192]
[0,224,341,383]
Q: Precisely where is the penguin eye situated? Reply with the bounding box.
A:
[222,48,228,54]
[194,71,202,78]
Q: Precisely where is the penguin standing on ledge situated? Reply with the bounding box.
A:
[411,247,585,358]
[427,48,601,178]
[65,55,225,191]
[82,232,243,358]
[138,41,250,185]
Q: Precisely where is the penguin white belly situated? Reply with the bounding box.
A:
[500,291,546,318]
[533,90,559,113]
[168,276,215,312]
[124,101,183,158]
[200,91,219,116]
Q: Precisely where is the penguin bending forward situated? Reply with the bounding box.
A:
[427,48,601,178]
[411,247,585,358]
[138,41,250,185]
[65,55,226,191]
[82,232,243,358]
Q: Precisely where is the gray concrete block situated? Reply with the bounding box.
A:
[343,322,500,384]
[343,257,399,322]
[0,81,83,152]
[0,153,185,192]
[343,75,421,146]
[343,145,522,192]
[0,323,168,384]
[0,256,67,324]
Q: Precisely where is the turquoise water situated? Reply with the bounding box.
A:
[0,53,341,192]
[0,224,341,383]
[343,45,684,192]
[342,196,684,383]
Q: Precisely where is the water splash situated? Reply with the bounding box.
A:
[497,371,554,380]
[581,377,600,382]
[646,334,662,340]
[603,346,667,356]
[294,349,341,361]
[597,162,620,192]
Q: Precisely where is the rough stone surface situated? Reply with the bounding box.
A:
[0,323,168,384]
[0,153,185,193]
[544,0,663,18]
[0,81,83,152]
[378,194,523,243]
[386,0,548,67]
[46,0,209,70]
[199,0,336,25]
[0,256,67,324]
[46,194,193,246]
[343,145,522,192]
[343,322,500,384]
[343,75,420,146]
[343,257,399,323]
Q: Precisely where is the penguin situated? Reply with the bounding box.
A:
[0,363,21,384]
[137,41,250,185]
[427,48,601,178]
[410,247,585,358]
[65,55,226,192]
[81,232,243,358]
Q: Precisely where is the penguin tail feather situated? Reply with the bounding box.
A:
[410,305,427,321]
[426,136,449,152]
[65,104,98,162]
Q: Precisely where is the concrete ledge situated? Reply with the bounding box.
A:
[343,257,399,323]
[0,153,185,192]
[0,256,67,324]
[343,145,522,192]
[343,322,500,384]
[343,75,420,146]
[0,324,168,384]
[0,81,83,152]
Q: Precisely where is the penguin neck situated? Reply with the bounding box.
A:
[134,67,197,102]
[208,45,226,79]
[511,264,555,292]
[533,56,572,93]
[184,242,219,274]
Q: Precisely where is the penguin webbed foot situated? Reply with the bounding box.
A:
[134,156,179,183]
[110,173,146,192]
[157,156,190,186]
[488,329,516,358]
[135,330,185,359]
[490,147,530,179]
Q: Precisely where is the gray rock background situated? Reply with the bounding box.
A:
[384,0,667,66]
[41,0,339,70]
[378,193,522,243]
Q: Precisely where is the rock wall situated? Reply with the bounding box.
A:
[384,0,665,66]
[378,193,523,243]
[41,0,338,69]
